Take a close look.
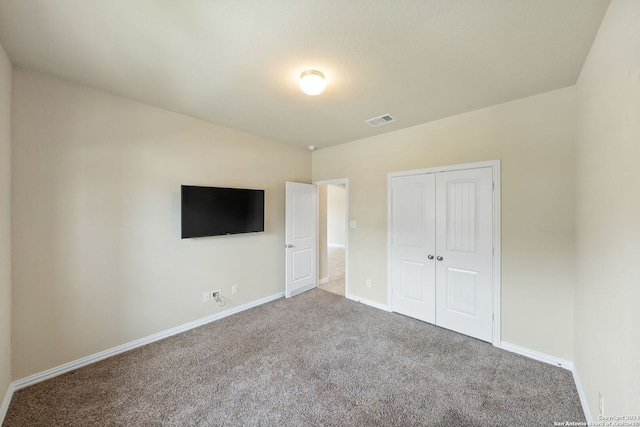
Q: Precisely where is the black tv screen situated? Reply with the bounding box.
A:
[181,185,265,238]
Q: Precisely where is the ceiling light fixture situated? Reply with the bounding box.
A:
[299,70,326,96]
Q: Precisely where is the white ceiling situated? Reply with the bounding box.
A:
[0,0,610,149]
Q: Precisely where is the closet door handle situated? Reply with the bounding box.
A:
[436,256,444,261]
[427,255,434,260]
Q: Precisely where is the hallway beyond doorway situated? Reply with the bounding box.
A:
[319,245,344,296]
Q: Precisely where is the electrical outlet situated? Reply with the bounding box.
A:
[366,279,372,288]
[232,284,238,294]
[203,292,210,302]
[211,289,221,301]
[599,392,604,416]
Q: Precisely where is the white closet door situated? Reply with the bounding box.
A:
[435,167,493,342]
[391,174,436,323]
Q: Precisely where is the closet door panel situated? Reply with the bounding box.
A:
[435,167,493,342]
[391,174,436,323]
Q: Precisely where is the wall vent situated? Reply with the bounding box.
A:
[365,114,396,127]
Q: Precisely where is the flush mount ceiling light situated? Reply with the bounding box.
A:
[299,70,326,95]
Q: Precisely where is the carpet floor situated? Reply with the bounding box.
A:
[3,289,585,426]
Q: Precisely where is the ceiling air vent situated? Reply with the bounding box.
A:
[365,114,396,127]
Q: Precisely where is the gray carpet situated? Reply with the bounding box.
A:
[3,289,585,426]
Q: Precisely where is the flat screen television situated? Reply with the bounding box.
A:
[181,185,265,238]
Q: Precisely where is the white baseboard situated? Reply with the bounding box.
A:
[346,293,391,312]
[1,382,14,424]
[500,341,574,370]
[12,292,284,391]
[572,365,592,424]
[318,277,329,285]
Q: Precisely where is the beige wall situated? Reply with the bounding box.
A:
[327,184,345,246]
[574,0,640,418]
[313,87,576,360]
[11,69,311,379]
[0,42,12,403]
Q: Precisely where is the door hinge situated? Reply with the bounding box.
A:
[492,182,495,190]
[492,313,495,322]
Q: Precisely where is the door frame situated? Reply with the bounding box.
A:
[386,160,501,347]
[314,178,349,298]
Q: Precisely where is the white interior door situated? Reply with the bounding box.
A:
[435,167,493,342]
[391,174,436,323]
[389,164,497,343]
[285,182,317,298]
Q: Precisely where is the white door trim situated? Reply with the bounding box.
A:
[314,178,349,298]
[387,160,501,347]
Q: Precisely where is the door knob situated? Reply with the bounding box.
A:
[427,255,434,260]
[436,256,444,261]
[285,244,294,248]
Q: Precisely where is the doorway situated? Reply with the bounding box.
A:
[316,179,348,297]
